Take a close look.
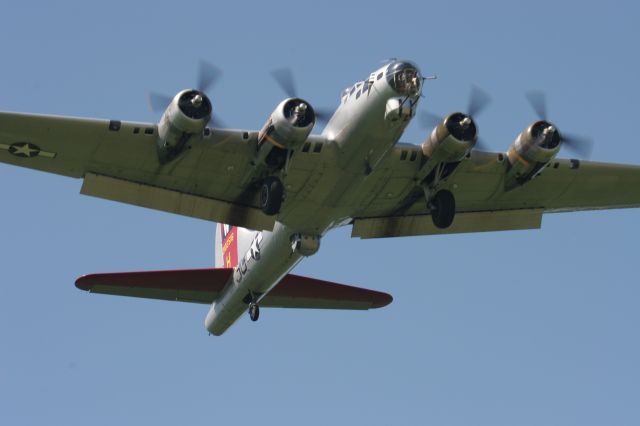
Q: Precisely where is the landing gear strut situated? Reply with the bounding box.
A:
[260,176,284,216]
[248,303,260,322]
[430,190,456,229]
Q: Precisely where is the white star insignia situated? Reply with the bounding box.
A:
[11,143,39,157]
[0,142,57,159]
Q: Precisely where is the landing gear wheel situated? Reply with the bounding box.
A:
[260,176,284,216]
[249,303,260,322]
[430,190,456,229]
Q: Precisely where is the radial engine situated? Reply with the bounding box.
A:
[254,98,316,168]
[505,120,562,190]
[156,89,212,163]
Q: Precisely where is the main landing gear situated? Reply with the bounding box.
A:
[260,176,284,216]
[429,189,456,229]
[248,302,260,322]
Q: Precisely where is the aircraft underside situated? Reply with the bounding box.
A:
[2,59,640,335]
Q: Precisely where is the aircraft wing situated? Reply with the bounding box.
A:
[352,146,640,238]
[0,111,309,231]
[75,269,392,310]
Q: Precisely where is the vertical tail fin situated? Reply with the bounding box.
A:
[214,224,259,268]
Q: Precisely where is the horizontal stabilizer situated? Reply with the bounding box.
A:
[76,269,392,310]
[262,274,392,310]
[75,268,234,304]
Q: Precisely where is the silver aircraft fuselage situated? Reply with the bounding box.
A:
[205,61,422,335]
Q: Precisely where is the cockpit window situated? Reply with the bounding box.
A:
[386,61,422,96]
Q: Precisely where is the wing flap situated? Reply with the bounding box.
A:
[81,173,275,231]
[352,209,543,239]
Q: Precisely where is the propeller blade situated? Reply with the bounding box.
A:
[197,61,222,93]
[474,136,490,152]
[147,92,173,112]
[419,110,443,129]
[467,85,492,118]
[561,132,594,159]
[271,68,297,98]
[314,108,333,125]
[208,115,228,129]
[526,90,547,121]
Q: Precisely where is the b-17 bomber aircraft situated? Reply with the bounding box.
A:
[1,60,639,335]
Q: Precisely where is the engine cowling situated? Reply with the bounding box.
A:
[157,89,212,163]
[255,98,315,168]
[505,120,561,190]
[421,112,477,163]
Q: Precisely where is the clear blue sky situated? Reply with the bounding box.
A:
[1,1,640,425]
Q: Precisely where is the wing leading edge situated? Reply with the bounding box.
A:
[75,269,392,310]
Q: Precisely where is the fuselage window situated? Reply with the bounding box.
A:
[400,150,408,161]
[410,151,417,161]
[313,143,323,153]
[108,120,121,131]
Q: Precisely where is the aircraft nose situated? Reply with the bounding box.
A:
[386,61,422,97]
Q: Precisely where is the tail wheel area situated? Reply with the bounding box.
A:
[430,190,456,229]
[248,303,260,322]
[260,176,284,216]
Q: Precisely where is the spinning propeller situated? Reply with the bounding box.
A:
[419,85,492,149]
[525,90,593,158]
[270,67,332,125]
[147,61,225,127]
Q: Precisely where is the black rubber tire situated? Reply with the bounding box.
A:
[249,303,260,322]
[260,176,284,216]
[431,190,456,229]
